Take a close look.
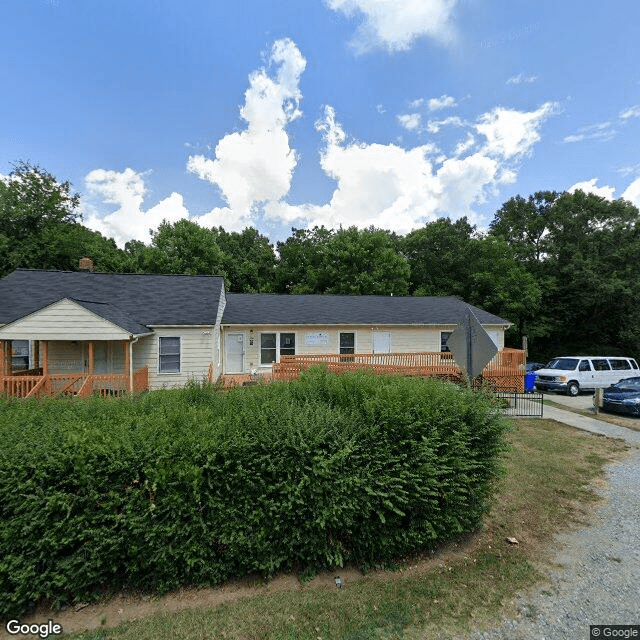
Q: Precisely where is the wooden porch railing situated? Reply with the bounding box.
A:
[271,349,525,392]
[0,366,149,398]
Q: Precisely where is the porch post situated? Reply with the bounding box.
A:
[88,342,95,376]
[0,340,6,376]
[6,341,13,377]
[124,340,131,393]
[42,341,49,376]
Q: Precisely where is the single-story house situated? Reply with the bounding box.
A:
[0,264,514,395]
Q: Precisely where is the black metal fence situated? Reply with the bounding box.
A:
[495,391,544,417]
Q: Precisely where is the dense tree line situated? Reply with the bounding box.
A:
[2,162,639,360]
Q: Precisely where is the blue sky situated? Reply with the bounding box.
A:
[2,0,639,247]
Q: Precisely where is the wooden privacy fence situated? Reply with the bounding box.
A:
[272,349,526,392]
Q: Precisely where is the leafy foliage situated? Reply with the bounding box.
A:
[2,160,639,360]
[0,371,509,618]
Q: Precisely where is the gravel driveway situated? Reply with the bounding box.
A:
[467,406,640,640]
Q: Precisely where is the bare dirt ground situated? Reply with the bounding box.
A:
[3,535,487,638]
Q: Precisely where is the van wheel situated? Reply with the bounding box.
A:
[567,381,580,396]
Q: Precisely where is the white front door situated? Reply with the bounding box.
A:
[225,333,245,373]
[372,331,391,354]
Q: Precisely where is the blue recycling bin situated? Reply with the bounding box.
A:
[524,371,536,393]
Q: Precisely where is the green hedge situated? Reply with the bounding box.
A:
[0,369,510,618]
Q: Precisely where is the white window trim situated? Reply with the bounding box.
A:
[339,331,356,355]
[260,332,296,366]
[440,331,452,353]
[158,336,181,374]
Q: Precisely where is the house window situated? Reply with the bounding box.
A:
[261,333,296,364]
[159,337,180,373]
[440,332,452,352]
[340,332,355,354]
[280,333,295,357]
[261,333,277,364]
[12,340,30,371]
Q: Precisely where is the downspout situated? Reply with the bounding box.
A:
[129,336,139,393]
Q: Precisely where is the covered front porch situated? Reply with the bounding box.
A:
[0,339,148,398]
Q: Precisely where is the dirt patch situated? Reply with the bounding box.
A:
[4,534,493,638]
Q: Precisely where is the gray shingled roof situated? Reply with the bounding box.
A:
[0,269,225,331]
[70,299,152,335]
[222,294,510,326]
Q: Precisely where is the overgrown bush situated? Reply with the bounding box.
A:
[0,369,510,618]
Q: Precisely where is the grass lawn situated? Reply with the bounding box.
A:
[50,418,627,640]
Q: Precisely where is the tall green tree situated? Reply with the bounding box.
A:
[0,161,125,275]
[275,226,333,293]
[489,189,640,358]
[489,190,560,264]
[402,217,476,296]
[145,219,227,277]
[275,226,409,295]
[214,227,276,292]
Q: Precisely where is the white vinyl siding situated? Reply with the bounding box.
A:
[138,328,217,390]
[0,298,131,340]
[223,324,506,370]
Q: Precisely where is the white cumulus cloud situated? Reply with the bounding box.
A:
[83,39,559,247]
[83,168,189,247]
[566,176,640,208]
[397,112,422,131]
[187,38,306,214]
[326,0,459,52]
[621,177,640,207]
[568,178,616,200]
[427,94,457,111]
[476,102,558,159]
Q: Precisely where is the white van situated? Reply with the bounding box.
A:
[534,356,640,396]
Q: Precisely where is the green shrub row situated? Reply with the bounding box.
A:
[0,369,510,618]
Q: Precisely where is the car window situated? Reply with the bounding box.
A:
[579,360,591,371]
[592,359,611,371]
[613,378,640,389]
[548,358,579,370]
[630,359,639,370]
[609,359,631,370]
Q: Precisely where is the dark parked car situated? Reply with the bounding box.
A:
[602,377,640,416]
[525,361,546,372]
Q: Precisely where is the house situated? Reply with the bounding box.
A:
[0,264,517,396]
[0,267,225,395]
[221,293,510,376]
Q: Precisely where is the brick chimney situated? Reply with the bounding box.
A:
[79,257,94,272]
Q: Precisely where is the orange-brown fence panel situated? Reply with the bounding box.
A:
[272,351,525,391]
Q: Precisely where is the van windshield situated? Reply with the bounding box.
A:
[547,358,580,370]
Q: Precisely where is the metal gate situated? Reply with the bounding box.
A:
[496,391,544,417]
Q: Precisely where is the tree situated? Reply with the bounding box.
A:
[0,161,81,275]
[275,226,409,295]
[275,226,333,293]
[402,217,476,297]
[214,227,276,292]
[489,189,640,359]
[489,191,560,264]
